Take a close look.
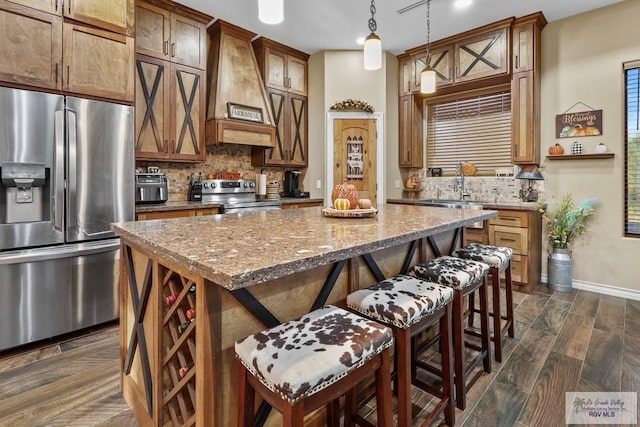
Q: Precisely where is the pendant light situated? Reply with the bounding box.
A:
[258,0,284,25]
[420,0,436,94]
[363,0,382,70]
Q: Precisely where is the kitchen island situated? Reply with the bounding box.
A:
[112,204,497,426]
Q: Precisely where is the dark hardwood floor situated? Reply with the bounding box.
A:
[0,282,638,426]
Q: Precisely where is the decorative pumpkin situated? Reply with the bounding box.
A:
[549,143,565,155]
[568,125,600,137]
[334,198,351,210]
[405,174,420,190]
[357,198,372,209]
[331,179,358,210]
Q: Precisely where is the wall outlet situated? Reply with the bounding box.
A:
[316,179,322,189]
[395,180,402,189]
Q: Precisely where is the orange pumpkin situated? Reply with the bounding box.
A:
[331,179,358,210]
[549,143,564,155]
[568,126,600,137]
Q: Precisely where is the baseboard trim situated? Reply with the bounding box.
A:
[540,274,640,301]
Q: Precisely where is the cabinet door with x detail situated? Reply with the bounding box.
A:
[170,63,205,162]
[135,54,170,160]
[454,27,508,84]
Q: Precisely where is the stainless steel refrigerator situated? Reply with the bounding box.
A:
[0,87,134,351]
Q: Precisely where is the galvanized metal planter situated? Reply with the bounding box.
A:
[547,248,573,292]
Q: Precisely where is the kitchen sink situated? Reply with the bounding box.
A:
[415,199,483,209]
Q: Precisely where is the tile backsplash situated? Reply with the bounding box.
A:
[136,144,286,201]
[416,175,545,203]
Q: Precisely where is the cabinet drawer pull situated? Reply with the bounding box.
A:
[515,55,519,69]
[55,63,58,82]
[164,41,169,55]
[66,65,70,85]
[55,0,58,11]
[171,43,176,57]
[67,0,71,14]
[500,238,517,242]
[499,217,518,221]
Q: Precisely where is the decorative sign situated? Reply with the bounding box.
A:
[227,103,263,123]
[555,109,603,138]
[346,136,364,180]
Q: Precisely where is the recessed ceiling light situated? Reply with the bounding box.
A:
[356,37,366,45]
[454,0,472,9]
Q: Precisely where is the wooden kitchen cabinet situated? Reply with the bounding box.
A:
[282,200,323,209]
[398,54,413,95]
[254,38,307,96]
[135,1,207,70]
[0,0,134,101]
[135,54,205,162]
[488,209,541,293]
[63,0,133,36]
[252,37,309,167]
[3,0,58,14]
[398,95,423,168]
[0,3,62,90]
[454,26,509,84]
[417,45,454,90]
[136,206,219,220]
[511,12,546,165]
[63,23,134,102]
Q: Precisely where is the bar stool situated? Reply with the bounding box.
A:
[347,274,455,427]
[455,243,514,363]
[408,256,491,410]
[234,305,394,427]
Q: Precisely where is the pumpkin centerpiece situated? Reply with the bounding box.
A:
[331,179,358,210]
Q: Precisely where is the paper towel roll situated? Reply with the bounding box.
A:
[257,174,267,196]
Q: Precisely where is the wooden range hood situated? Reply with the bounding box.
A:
[205,20,276,147]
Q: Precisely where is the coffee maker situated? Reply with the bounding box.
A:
[283,170,309,198]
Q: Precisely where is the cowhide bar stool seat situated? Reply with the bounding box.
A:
[347,274,455,427]
[455,243,515,363]
[408,256,491,410]
[234,305,394,427]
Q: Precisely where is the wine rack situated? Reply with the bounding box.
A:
[160,265,197,426]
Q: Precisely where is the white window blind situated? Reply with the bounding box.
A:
[426,91,512,175]
[625,62,640,236]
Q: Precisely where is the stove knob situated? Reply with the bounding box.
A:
[243,182,249,188]
[211,182,217,188]
[249,181,255,188]
[203,182,209,189]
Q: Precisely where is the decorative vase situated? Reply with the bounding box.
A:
[595,142,607,153]
[547,248,573,292]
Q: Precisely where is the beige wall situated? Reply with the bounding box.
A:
[306,50,401,200]
[541,0,640,292]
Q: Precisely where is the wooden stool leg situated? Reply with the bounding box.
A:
[505,259,515,338]
[326,398,340,427]
[479,277,492,373]
[441,303,455,426]
[467,292,476,328]
[237,364,255,427]
[491,266,503,363]
[375,349,394,427]
[396,328,413,427]
[344,388,356,427]
[452,289,466,410]
[282,402,304,427]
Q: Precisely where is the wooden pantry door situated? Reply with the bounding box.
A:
[333,118,377,206]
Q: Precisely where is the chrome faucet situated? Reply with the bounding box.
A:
[454,162,471,201]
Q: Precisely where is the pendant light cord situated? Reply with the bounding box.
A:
[369,0,377,33]
[426,0,431,66]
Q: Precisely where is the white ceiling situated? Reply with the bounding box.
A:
[175,0,625,55]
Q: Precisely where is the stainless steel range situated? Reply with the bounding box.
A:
[201,179,282,213]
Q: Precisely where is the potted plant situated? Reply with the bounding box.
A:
[540,193,599,292]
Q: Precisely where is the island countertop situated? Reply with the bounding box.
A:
[112,204,496,290]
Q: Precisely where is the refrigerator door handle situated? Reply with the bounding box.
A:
[54,110,65,232]
[0,239,121,265]
[67,108,78,233]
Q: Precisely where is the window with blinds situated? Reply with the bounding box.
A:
[625,61,640,237]
[425,91,512,175]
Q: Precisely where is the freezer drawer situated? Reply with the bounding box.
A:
[0,240,120,352]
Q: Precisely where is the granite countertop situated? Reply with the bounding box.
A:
[386,198,542,212]
[113,204,497,291]
[135,198,324,213]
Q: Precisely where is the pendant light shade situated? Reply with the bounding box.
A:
[363,0,382,70]
[421,67,436,94]
[258,0,284,25]
[364,33,382,70]
[420,0,436,94]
